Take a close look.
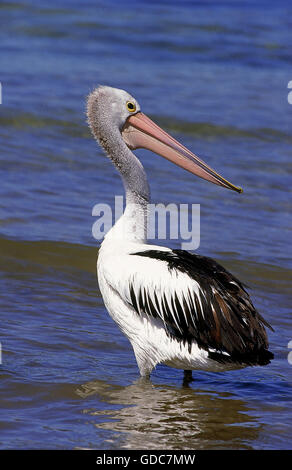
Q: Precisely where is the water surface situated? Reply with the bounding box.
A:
[0,0,291,449]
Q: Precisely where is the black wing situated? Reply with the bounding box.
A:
[129,249,274,365]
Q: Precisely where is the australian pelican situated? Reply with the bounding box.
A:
[87,86,273,381]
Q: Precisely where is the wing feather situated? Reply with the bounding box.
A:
[106,248,274,365]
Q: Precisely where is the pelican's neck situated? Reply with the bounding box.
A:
[101,128,150,245]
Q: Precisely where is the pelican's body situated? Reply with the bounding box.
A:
[87,86,273,379]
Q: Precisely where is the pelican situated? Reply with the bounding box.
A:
[87,85,273,381]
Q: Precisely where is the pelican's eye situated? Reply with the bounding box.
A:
[126,101,136,113]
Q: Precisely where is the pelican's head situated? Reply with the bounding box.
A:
[87,86,141,134]
[87,85,242,193]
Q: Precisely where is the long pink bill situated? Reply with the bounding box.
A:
[121,112,242,193]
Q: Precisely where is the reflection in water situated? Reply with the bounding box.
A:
[76,379,261,450]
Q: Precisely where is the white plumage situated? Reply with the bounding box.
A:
[98,236,242,376]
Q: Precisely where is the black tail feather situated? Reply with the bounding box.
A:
[208,348,274,366]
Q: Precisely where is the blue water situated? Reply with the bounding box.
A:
[0,0,291,449]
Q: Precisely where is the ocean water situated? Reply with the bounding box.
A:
[0,0,291,449]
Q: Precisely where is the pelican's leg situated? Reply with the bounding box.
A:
[183,369,194,386]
